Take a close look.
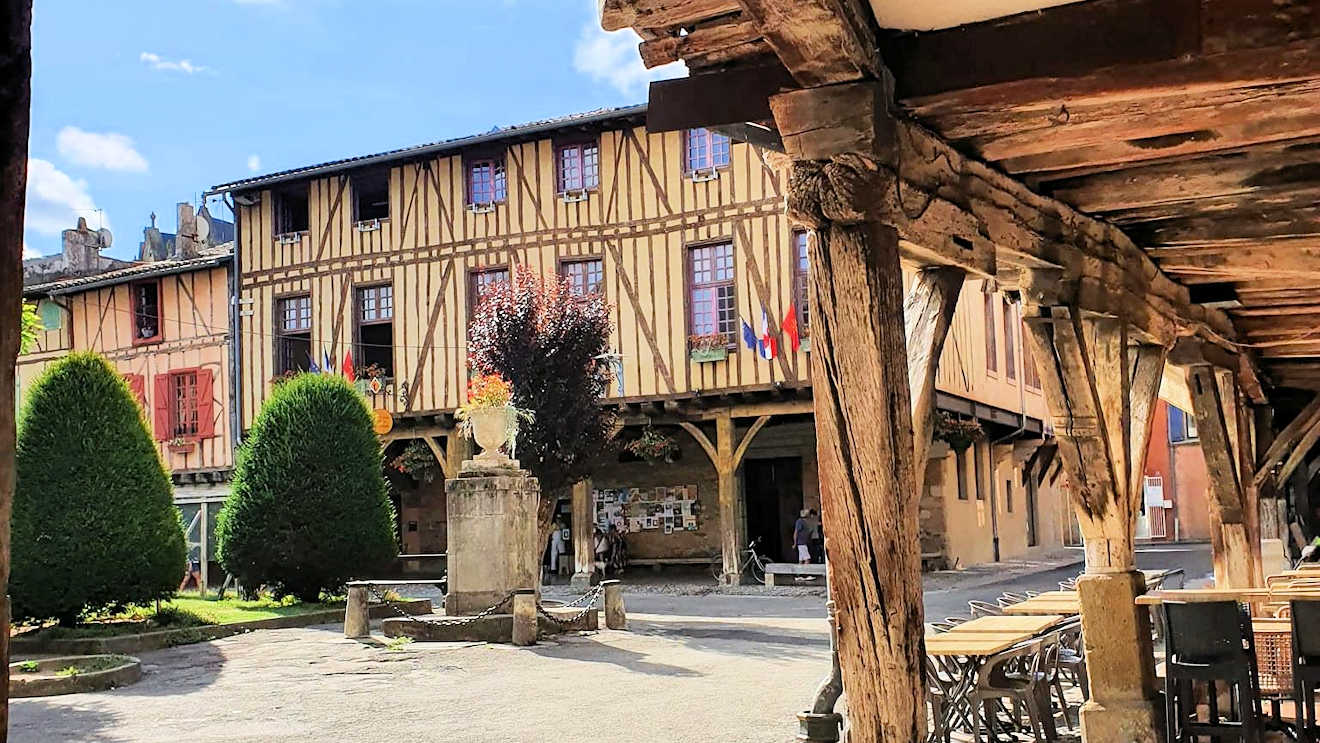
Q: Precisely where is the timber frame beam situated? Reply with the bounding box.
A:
[1254,394,1320,488]
[680,414,771,584]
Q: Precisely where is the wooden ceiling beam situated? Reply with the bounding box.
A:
[1106,185,1320,225]
[1130,205,1320,247]
[1038,140,1320,214]
[733,0,879,87]
[601,0,742,32]
[1152,239,1320,283]
[639,17,762,69]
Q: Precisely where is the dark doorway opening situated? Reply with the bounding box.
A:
[743,457,804,563]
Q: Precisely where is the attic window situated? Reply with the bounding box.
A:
[274,184,309,235]
[354,171,389,222]
[132,280,162,345]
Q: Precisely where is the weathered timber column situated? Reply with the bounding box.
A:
[772,81,926,743]
[906,267,965,494]
[1186,364,1258,588]
[570,478,595,588]
[715,415,741,585]
[1021,307,1164,743]
[0,3,32,736]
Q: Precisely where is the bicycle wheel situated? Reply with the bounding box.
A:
[749,556,766,585]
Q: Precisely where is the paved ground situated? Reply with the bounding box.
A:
[11,543,1210,743]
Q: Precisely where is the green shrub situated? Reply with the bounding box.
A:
[13,353,186,626]
[216,374,396,602]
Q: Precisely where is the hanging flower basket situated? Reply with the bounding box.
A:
[934,412,985,453]
[166,437,196,454]
[624,425,680,464]
[689,333,728,363]
[389,441,440,483]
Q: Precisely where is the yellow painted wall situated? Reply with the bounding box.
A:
[17,265,234,474]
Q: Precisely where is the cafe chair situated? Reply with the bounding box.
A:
[969,638,1057,743]
[1292,600,1320,743]
[1054,617,1089,700]
[1161,600,1263,743]
[969,600,1004,618]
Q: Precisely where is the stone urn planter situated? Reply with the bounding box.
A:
[468,405,517,466]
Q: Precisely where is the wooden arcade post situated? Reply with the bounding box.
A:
[679,414,770,585]
[570,478,594,588]
[1021,307,1165,743]
[771,80,927,743]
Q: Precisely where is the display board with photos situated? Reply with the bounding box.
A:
[593,485,702,535]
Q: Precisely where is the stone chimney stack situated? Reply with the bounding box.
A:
[175,202,200,259]
[61,217,102,273]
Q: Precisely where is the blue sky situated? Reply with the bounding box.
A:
[25,0,678,260]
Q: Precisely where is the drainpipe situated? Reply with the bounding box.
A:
[224,194,242,453]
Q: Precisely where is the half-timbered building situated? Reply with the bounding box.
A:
[18,206,235,590]
[210,105,1071,580]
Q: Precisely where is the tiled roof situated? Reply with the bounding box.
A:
[24,248,232,297]
[208,104,646,194]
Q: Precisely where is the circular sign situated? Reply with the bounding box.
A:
[371,409,394,435]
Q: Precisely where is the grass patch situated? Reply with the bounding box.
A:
[385,636,414,651]
[17,661,38,673]
[15,592,347,640]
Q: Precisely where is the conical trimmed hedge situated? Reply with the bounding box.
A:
[13,352,185,625]
[217,374,397,602]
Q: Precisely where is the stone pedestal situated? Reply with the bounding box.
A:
[445,463,540,616]
[1076,571,1163,743]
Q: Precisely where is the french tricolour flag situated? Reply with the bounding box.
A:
[758,308,777,360]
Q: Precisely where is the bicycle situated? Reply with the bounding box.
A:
[710,538,772,584]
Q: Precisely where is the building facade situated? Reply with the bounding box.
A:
[211,105,1068,576]
[18,206,236,587]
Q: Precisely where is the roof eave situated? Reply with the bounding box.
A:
[23,254,233,299]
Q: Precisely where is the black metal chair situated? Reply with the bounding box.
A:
[1292,600,1320,743]
[1161,600,1264,743]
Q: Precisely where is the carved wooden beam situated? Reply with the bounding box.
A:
[734,0,880,87]
[1188,364,1257,588]
[730,414,770,470]
[905,266,965,494]
[601,0,742,32]
[422,436,450,481]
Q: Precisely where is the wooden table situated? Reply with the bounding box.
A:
[949,614,1066,634]
[925,631,1031,656]
[1002,597,1080,615]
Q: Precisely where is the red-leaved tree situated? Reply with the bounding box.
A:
[467,271,616,536]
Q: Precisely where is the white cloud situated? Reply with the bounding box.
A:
[140,51,209,75]
[23,243,38,259]
[247,154,262,172]
[25,158,110,237]
[56,126,149,173]
[572,3,682,96]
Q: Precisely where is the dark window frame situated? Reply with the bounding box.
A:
[273,184,310,235]
[559,256,604,297]
[555,139,600,194]
[466,155,508,207]
[274,293,313,375]
[131,279,163,346]
[168,368,201,439]
[352,170,391,223]
[468,266,511,325]
[354,283,395,378]
[955,448,969,500]
[683,128,732,175]
[1003,297,1016,381]
[984,286,998,375]
[686,240,737,346]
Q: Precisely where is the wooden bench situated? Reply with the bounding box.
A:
[764,563,827,587]
[344,579,446,638]
[627,556,719,572]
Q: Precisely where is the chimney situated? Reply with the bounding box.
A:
[61,217,102,274]
[175,202,199,259]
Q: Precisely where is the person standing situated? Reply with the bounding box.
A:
[793,509,812,565]
[807,508,823,564]
[548,519,567,578]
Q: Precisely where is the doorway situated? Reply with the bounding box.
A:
[743,457,804,562]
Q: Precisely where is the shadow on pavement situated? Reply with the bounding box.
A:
[11,698,123,743]
[529,636,704,677]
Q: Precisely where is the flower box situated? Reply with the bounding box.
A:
[690,347,728,363]
[167,440,196,454]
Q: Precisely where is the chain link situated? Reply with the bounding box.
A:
[366,585,515,627]
[537,585,604,628]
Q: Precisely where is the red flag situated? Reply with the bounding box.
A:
[783,303,801,352]
[342,350,356,382]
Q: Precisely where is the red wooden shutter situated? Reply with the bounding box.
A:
[123,374,146,409]
[152,374,172,441]
[196,368,216,439]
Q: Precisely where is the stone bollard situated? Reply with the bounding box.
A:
[344,584,371,639]
[602,580,626,630]
[796,712,842,742]
[512,590,538,646]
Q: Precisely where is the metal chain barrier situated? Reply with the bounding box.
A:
[366,585,516,627]
[537,585,604,628]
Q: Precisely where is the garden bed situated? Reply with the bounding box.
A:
[10,654,142,697]
[13,595,432,655]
